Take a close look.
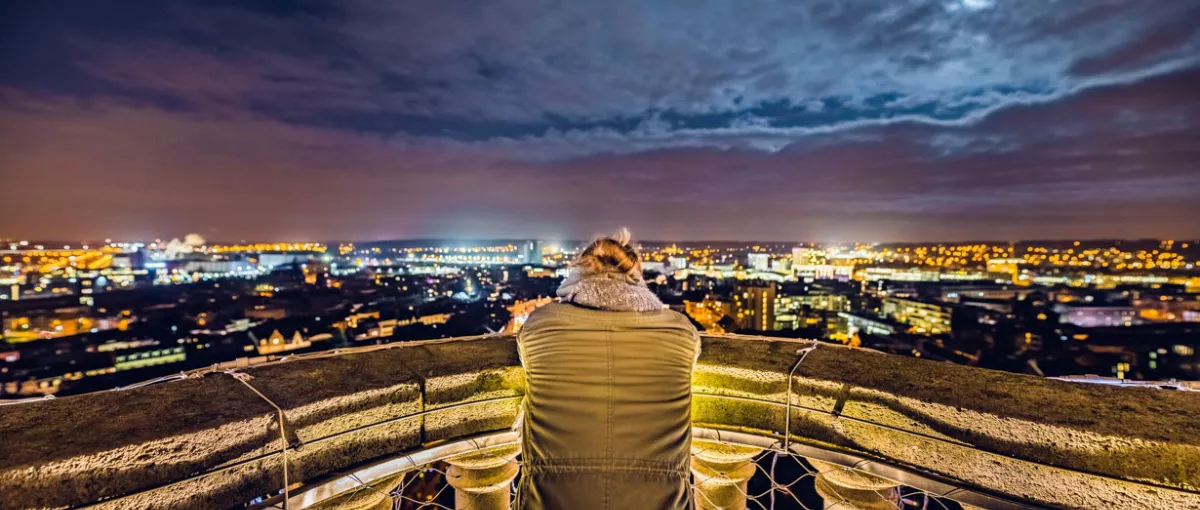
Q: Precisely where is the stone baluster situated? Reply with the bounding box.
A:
[691,441,764,510]
[444,445,521,510]
[808,459,901,510]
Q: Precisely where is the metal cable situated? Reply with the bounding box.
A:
[226,370,293,509]
[783,342,818,452]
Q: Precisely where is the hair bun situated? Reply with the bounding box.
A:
[574,228,641,275]
[613,227,632,247]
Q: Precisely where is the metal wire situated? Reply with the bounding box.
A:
[330,444,958,510]
[225,370,293,509]
[783,342,819,452]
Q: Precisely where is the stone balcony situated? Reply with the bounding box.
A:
[1,334,1198,510]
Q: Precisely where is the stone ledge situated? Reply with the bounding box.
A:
[0,337,521,510]
[1,334,1197,510]
[695,335,1200,509]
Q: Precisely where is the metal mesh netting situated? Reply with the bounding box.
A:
[283,446,964,510]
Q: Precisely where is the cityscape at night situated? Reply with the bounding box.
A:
[2,1,1199,509]
[3,236,1199,399]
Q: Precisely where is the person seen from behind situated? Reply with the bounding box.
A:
[516,228,701,509]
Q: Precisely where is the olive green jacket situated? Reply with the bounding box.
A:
[516,302,700,510]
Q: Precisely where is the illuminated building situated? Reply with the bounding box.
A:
[1053,305,1141,328]
[987,258,1023,282]
[734,283,776,331]
[772,258,791,273]
[519,240,543,265]
[182,259,256,275]
[861,267,945,282]
[254,329,314,355]
[882,297,952,335]
[684,299,731,333]
[791,247,812,268]
[668,256,688,269]
[773,294,843,331]
[840,312,898,336]
[358,313,455,340]
[778,293,850,313]
[504,297,554,333]
[114,347,186,371]
[747,253,770,272]
[258,253,314,270]
[940,285,1033,302]
[794,264,836,280]
[524,267,561,278]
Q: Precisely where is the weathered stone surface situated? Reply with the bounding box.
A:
[695,335,1200,509]
[444,445,521,510]
[2,334,1198,510]
[0,375,278,510]
[691,441,762,510]
[0,337,521,510]
[389,338,524,445]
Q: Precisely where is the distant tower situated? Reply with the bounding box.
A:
[734,283,777,332]
[520,240,543,265]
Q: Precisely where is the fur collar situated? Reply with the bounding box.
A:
[555,268,664,312]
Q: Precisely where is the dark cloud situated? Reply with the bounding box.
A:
[0,0,1197,241]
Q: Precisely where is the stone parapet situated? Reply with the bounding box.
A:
[1,334,1197,510]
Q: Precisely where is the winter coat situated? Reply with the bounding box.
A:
[516,271,700,509]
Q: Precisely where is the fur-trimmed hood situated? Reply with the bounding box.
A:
[555,268,664,312]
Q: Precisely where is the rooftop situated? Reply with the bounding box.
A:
[1,333,1198,509]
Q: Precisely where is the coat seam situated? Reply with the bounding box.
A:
[604,324,614,510]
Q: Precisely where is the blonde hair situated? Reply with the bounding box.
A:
[573,227,641,276]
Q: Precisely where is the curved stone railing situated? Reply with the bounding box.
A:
[0,334,1197,510]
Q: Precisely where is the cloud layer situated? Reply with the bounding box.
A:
[0,0,1197,241]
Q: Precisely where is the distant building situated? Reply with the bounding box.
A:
[504,297,554,333]
[794,264,836,280]
[642,261,666,273]
[734,283,776,331]
[258,253,313,270]
[524,267,562,278]
[771,258,791,273]
[839,312,898,337]
[861,267,943,282]
[110,252,141,270]
[114,346,186,371]
[685,299,732,333]
[791,247,812,268]
[883,297,952,335]
[940,285,1033,302]
[747,253,770,272]
[986,258,1023,282]
[520,240,543,265]
[778,293,850,313]
[254,329,311,355]
[773,295,842,331]
[182,259,255,275]
[1054,304,1141,328]
[668,256,688,269]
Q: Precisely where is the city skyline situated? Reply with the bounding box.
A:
[6,235,1200,248]
[2,1,1199,242]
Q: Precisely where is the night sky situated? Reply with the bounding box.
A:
[1,1,1198,242]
